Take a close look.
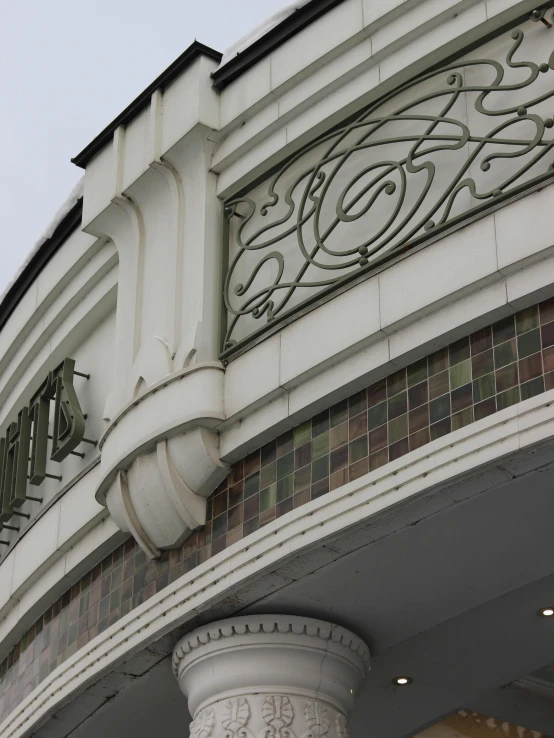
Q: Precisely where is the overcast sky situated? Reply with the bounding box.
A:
[0,0,287,294]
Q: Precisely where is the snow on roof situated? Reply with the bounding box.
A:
[0,176,84,305]
[216,0,312,70]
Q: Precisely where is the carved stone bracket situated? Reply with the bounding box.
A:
[173,615,370,738]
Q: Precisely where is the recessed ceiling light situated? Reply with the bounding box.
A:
[393,676,413,685]
[538,607,554,617]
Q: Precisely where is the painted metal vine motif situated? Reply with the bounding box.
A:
[222,14,554,353]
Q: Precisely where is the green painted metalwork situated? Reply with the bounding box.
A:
[0,358,88,533]
[222,13,554,355]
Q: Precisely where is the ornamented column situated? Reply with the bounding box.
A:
[172,615,370,738]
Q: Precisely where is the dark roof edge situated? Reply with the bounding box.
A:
[72,41,222,169]
[211,0,346,91]
[0,198,83,335]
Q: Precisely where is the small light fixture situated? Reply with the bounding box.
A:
[538,607,554,617]
[393,676,413,685]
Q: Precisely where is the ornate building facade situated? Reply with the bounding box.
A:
[2,1,554,736]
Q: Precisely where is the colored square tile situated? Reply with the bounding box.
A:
[540,296,554,325]
[452,407,473,431]
[450,359,471,390]
[312,432,329,461]
[311,478,330,500]
[521,376,545,401]
[330,444,349,474]
[212,513,227,540]
[389,438,409,461]
[244,472,260,499]
[330,469,348,491]
[260,441,276,467]
[519,353,542,384]
[349,457,369,482]
[472,373,495,403]
[428,347,449,376]
[276,430,293,458]
[497,386,520,410]
[451,383,473,414]
[472,348,494,379]
[409,403,429,434]
[330,400,348,427]
[546,370,554,390]
[276,497,294,518]
[277,452,294,480]
[294,465,311,493]
[228,503,243,531]
[470,326,492,355]
[496,363,518,393]
[295,442,312,470]
[312,410,329,438]
[277,476,293,503]
[312,456,329,483]
[493,316,515,345]
[408,380,428,409]
[388,414,408,443]
[368,424,388,454]
[516,306,539,334]
[260,485,277,512]
[494,338,517,369]
[429,370,449,400]
[368,448,389,471]
[367,379,387,408]
[293,421,311,448]
[243,450,260,478]
[243,516,260,537]
[430,394,450,424]
[243,494,259,522]
[387,369,406,397]
[228,481,243,508]
[430,416,451,440]
[541,321,554,348]
[388,391,407,420]
[518,328,541,359]
[349,412,367,441]
[330,422,348,450]
[294,488,311,508]
[409,427,430,451]
[348,391,367,417]
[449,337,470,366]
[407,358,427,387]
[349,435,368,464]
[260,461,276,489]
[367,401,387,431]
[544,346,554,373]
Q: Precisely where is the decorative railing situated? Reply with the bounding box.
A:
[221,10,554,356]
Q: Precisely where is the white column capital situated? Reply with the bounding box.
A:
[173,615,370,738]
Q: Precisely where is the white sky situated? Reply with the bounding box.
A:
[0,0,288,295]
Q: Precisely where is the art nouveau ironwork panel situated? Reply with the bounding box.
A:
[222,12,554,354]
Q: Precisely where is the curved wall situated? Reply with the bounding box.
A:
[3,1,554,735]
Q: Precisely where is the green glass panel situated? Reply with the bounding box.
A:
[494,339,517,368]
[517,328,541,359]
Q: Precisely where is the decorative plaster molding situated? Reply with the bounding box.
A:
[173,615,369,738]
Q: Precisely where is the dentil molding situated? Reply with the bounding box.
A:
[173,615,370,738]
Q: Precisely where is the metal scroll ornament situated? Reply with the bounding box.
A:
[222,16,554,353]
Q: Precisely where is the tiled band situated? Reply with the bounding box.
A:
[2,298,554,723]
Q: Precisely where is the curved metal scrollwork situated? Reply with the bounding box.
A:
[222,16,554,354]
